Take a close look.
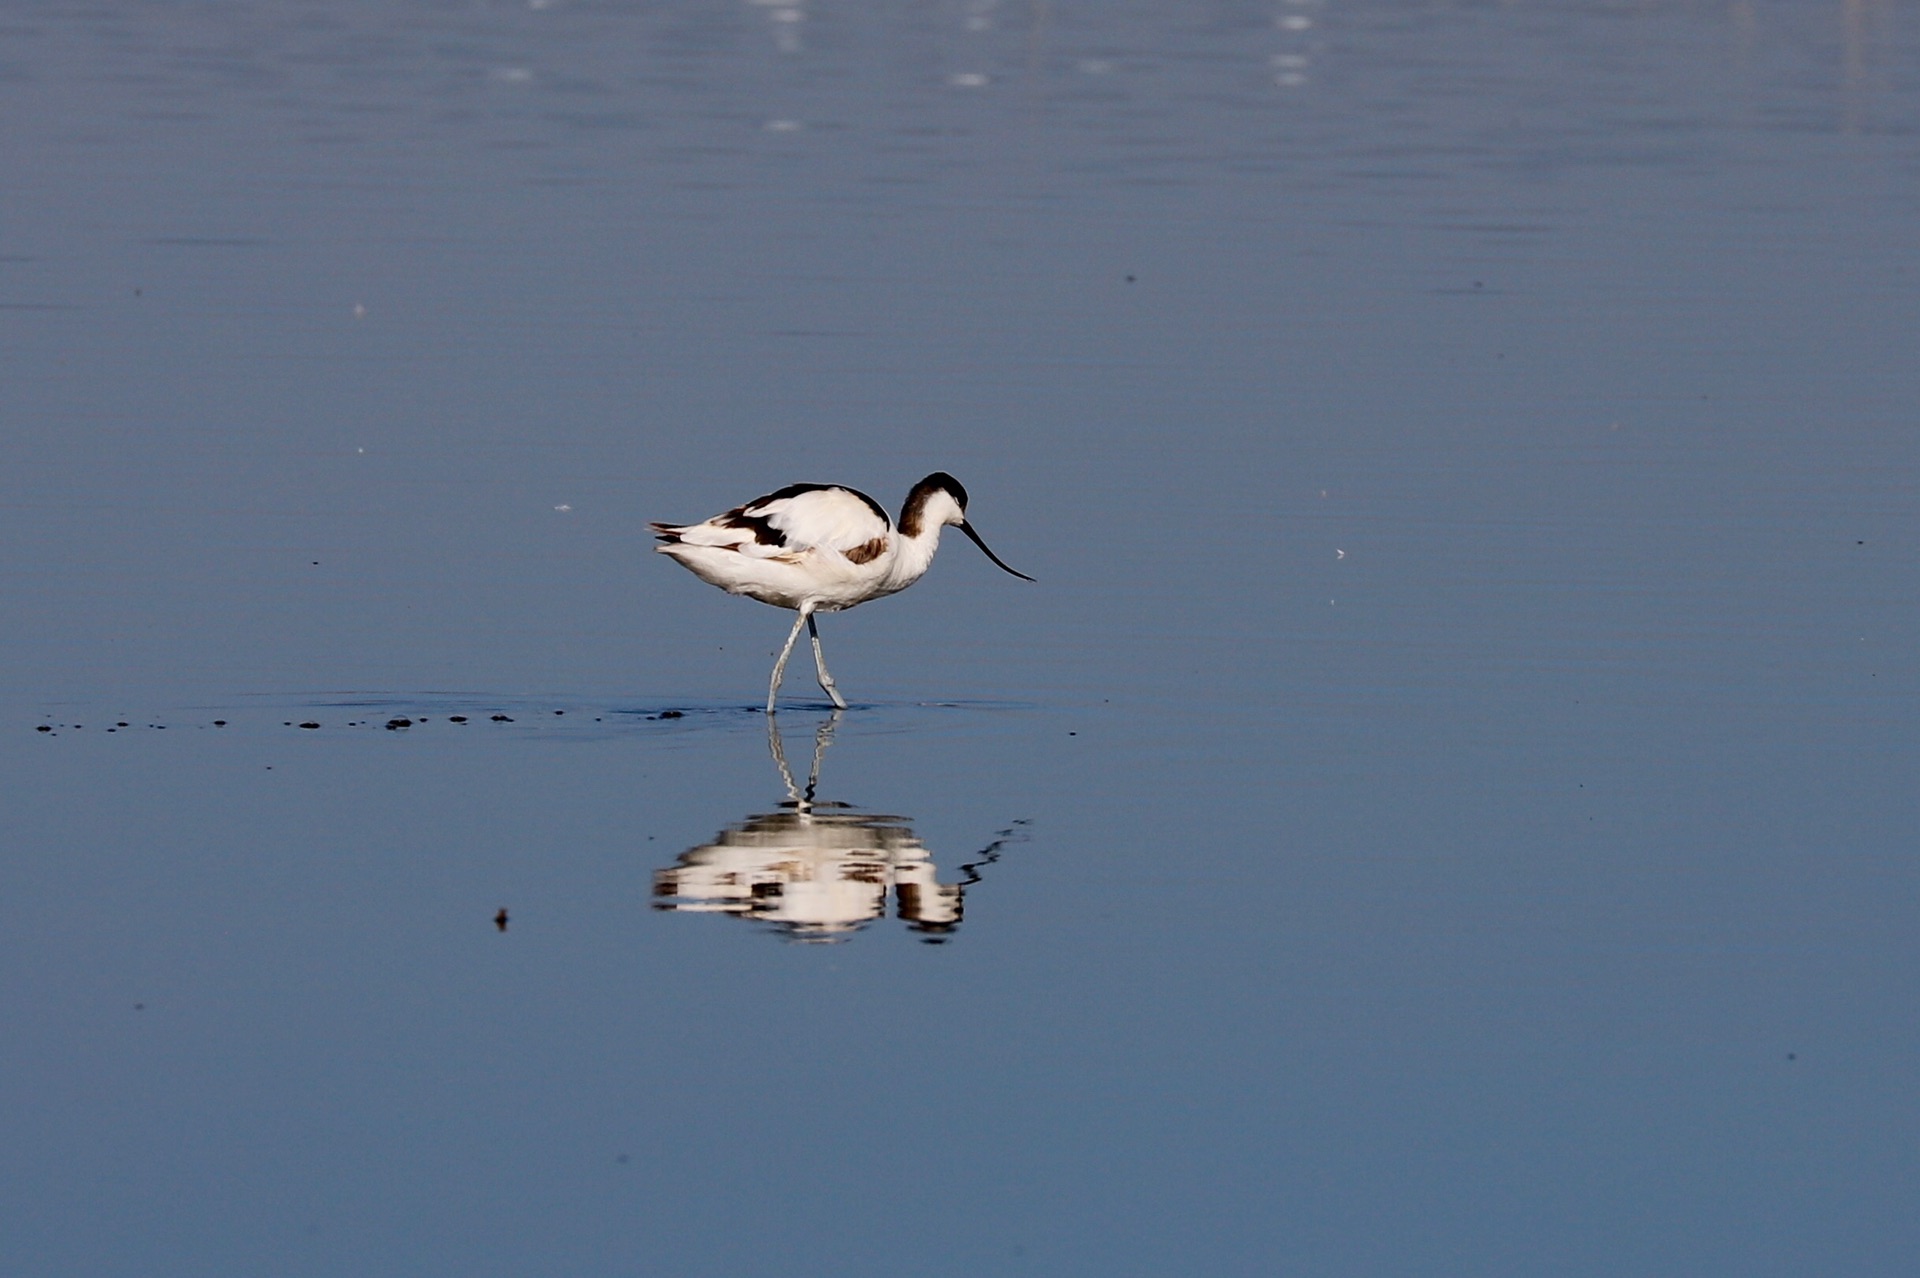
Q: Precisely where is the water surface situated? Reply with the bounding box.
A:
[4,2,1917,1273]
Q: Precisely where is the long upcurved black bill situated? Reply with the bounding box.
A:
[960,521,1036,582]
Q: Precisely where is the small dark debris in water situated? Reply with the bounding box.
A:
[311,561,319,565]
[554,709,565,716]
[106,728,116,733]
[1787,1052,1797,1061]
[1124,274,1136,283]
[35,725,51,732]
[134,1003,145,1011]
[284,721,293,726]
[494,908,509,932]
[1858,540,1865,545]
[386,717,412,730]
[656,710,683,720]
[74,724,83,729]
[119,721,130,727]
[449,715,467,723]
[299,722,320,730]
[1068,731,1077,736]
[491,714,512,722]
[152,725,165,729]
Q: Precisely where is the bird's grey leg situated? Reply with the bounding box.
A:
[768,606,811,714]
[807,612,849,710]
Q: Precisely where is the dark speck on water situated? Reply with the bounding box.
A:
[490,714,512,722]
[212,720,225,727]
[494,908,508,932]
[299,722,319,730]
[449,715,467,723]
[35,725,51,732]
[385,718,412,730]
[656,710,683,720]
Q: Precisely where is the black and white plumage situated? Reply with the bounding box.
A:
[651,472,1033,711]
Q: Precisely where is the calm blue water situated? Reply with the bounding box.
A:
[4,2,1917,1273]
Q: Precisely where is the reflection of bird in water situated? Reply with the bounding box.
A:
[651,712,1026,944]
[650,473,1032,713]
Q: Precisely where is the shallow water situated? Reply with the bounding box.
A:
[5,2,1918,1273]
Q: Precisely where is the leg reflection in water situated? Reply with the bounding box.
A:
[766,708,841,813]
[651,711,1028,944]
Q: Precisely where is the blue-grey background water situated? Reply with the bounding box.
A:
[4,2,1916,1273]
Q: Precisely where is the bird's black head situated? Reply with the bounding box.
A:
[918,471,968,511]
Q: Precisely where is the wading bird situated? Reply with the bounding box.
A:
[651,472,1033,712]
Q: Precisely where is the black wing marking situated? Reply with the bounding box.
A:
[715,507,785,546]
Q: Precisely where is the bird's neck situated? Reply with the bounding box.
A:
[886,522,944,590]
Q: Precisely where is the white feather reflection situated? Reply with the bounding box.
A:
[653,713,1025,945]
[746,0,806,55]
